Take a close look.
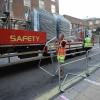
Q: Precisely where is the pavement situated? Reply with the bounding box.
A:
[52,67,100,100]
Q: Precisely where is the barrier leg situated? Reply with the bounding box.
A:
[8,53,10,63]
[58,61,86,91]
[39,54,55,77]
[85,51,90,77]
[55,64,64,78]
[50,52,56,75]
[58,63,64,93]
[99,36,100,46]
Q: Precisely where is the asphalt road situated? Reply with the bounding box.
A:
[0,44,100,100]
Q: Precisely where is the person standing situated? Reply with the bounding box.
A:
[83,35,92,52]
[57,37,66,79]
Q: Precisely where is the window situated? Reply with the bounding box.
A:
[51,0,56,2]
[10,0,13,3]
[95,20,99,24]
[39,0,45,9]
[23,0,31,7]
[10,0,13,17]
[70,24,72,29]
[23,0,31,20]
[89,21,93,25]
[24,6,30,20]
[51,5,56,13]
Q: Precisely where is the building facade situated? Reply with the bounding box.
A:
[1,0,98,34]
[86,18,100,31]
[0,0,59,19]
[0,0,6,16]
[64,15,89,29]
[64,15,89,36]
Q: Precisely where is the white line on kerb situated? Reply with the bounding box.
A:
[84,79,100,86]
[60,95,69,100]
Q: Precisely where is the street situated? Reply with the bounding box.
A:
[0,44,100,100]
[0,0,100,100]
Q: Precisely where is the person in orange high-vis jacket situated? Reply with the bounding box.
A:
[57,39,66,79]
[57,41,66,63]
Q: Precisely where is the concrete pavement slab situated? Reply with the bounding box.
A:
[53,67,100,100]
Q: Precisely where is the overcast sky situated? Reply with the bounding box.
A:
[59,0,100,19]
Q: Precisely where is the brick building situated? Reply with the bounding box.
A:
[64,15,89,38]
[0,0,91,32]
[0,0,59,19]
[85,18,100,31]
[0,0,5,16]
[64,15,89,31]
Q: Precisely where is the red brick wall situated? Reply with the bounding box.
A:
[31,0,38,9]
[4,0,59,19]
[45,0,59,14]
[56,0,59,14]
[12,0,24,19]
[0,0,5,15]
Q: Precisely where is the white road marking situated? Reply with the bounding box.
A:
[60,95,69,100]
[84,79,100,86]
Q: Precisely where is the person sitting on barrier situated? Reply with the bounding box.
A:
[57,34,67,79]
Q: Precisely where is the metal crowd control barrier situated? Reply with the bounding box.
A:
[38,50,56,77]
[38,48,86,77]
[58,46,100,92]
[38,50,89,92]
[0,44,100,93]
[57,54,86,92]
[0,50,44,67]
[38,46,100,92]
[0,50,58,67]
[0,45,81,67]
[0,44,84,67]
